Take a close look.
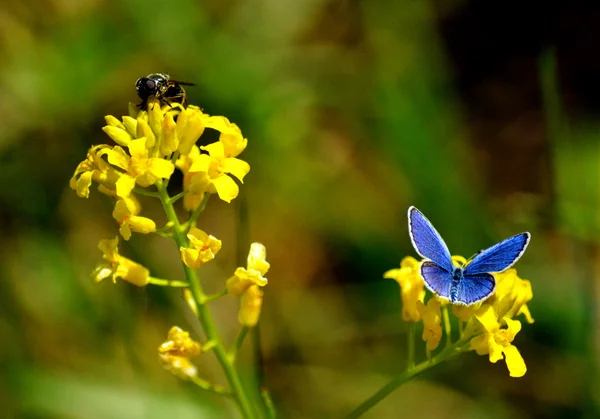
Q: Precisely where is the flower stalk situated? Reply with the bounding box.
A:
[156,180,256,419]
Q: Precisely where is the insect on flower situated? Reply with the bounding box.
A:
[135,73,195,110]
[408,206,530,306]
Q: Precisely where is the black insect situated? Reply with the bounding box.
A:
[135,73,195,110]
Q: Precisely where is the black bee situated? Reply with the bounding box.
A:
[135,73,195,110]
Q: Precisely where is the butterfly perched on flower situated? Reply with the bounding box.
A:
[408,206,530,306]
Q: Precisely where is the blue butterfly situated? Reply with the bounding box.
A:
[408,206,530,306]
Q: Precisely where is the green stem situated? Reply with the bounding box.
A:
[133,187,160,198]
[345,342,466,419]
[230,327,250,362]
[442,306,452,348]
[147,277,189,287]
[190,376,232,396]
[202,289,228,303]
[183,194,211,230]
[168,189,189,204]
[156,180,256,419]
[260,386,277,419]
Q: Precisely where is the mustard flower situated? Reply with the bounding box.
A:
[112,196,156,240]
[92,237,149,286]
[180,227,222,268]
[70,145,120,198]
[384,256,426,322]
[105,137,175,198]
[226,243,270,296]
[470,305,527,377]
[239,285,264,327]
[488,269,534,324]
[158,326,202,380]
[416,298,442,352]
[175,115,250,206]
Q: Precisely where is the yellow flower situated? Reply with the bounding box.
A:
[175,115,250,205]
[239,285,264,327]
[180,227,222,268]
[70,145,120,198]
[384,256,425,322]
[92,237,150,286]
[470,304,527,377]
[105,137,175,198]
[452,304,475,322]
[416,298,442,352]
[158,326,202,380]
[112,196,156,240]
[226,243,270,296]
[177,146,209,211]
[488,269,534,324]
[177,144,250,205]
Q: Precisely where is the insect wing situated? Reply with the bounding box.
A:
[408,207,453,272]
[171,80,196,86]
[455,273,496,305]
[421,261,453,298]
[464,232,530,275]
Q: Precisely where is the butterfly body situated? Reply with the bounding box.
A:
[408,206,530,306]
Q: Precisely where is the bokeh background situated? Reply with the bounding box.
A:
[1,0,599,418]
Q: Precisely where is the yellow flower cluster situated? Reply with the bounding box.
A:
[70,98,251,240]
[158,326,202,380]
[386,256,533,377]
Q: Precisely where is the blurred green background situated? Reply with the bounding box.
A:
[1,0,599,418]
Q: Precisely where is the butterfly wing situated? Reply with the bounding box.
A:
[420,261,453,299]
[454,273,496,305]
[464,233,530,275]
[408,207,453,272]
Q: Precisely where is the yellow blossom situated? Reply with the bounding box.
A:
[452,304,475,322]
[175,115,250,206]
[112,196,156,240]
[159,326,202,357]
[176,143,250,205]
[239,285,264,327]
[416,298,442,352]
[70,145,120,198]
[488,269,534,324]
[158,326,202,380]
[177,146,208,211]
[180,227,222,268]
[226,243,269,296]
[384,256,425,322]
[92,237,149,286]
[105,137,174,198]
[470,304,527,377]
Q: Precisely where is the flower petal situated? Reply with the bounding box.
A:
[223,158,250,182]
[122,116,138,137]
[148,158,175,180]
[502,345,527,377]
[239,285,263,327]
[475,304,500,334]
[178,110,206,155]
[116,175,136,198]
[136,119,155,150]
[211,174,239,203]
[161,112,179,156]
[128,215,156,235]
[128,138,149,159]
[74,171,93,198]
[202,142,225,160]
[102,126,132,147]
[106,146,130,171]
